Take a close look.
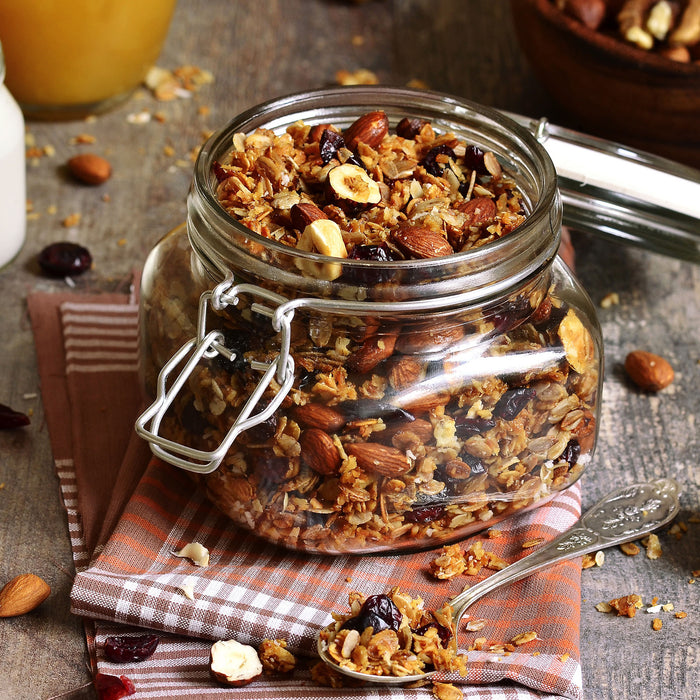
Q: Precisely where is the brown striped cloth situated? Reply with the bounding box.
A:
[28,290,584,700]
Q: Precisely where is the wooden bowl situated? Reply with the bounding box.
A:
[510,0,700,169]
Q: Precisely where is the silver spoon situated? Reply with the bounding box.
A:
[317,478,681,685]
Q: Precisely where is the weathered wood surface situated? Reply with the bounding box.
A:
[0,1,697,698]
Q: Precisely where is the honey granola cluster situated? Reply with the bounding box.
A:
[142,110,599,554]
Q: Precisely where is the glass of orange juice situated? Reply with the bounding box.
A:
[0,0,177,119]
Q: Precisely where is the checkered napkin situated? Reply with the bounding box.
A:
[27,290,584,700]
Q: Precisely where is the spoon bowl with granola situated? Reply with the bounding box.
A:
[316,478,680,684]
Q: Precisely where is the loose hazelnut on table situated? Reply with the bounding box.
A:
[210,639,263,686]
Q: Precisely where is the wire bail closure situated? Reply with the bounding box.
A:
[135,278,296,474]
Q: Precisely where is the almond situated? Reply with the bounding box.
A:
[293,403,346,432]
[387,356,425,390]
[395,321,464,354]
[67,153,112,185]
[457,196,496,228]
[300,428,342,475]
[345,442,412,476]
[347,332,398,374]
[343,110,389,150]
[624,350,674,391]
[0,573,51,617]
[381,418,435,447]
[391,225,454,259]
[290,202,327,230]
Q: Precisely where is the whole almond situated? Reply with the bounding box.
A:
[0,573,51,617]
[67,153,112,185]
[381,418,435,447]
[392,225,454,259]
[624,350,674,391]
[290,202,327,230]
[343,110,389,150]
[395,321,465,354]
[293,403,346,432]
[347,332,398,374]
[387,356,425,390]
[345,442,412,476]
[457,196,496,228]
[300,428,342,475]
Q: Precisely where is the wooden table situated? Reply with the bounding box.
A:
[1,2,697,698]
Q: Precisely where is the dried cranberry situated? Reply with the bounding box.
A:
[215,329,250,374]
[212,161,230,182]
[341,594,403,634]
[104,634,159,663]
[0,403,30,430]
[38,241,92,277]
[454,416,496,439]
[493,387,536,420]
[253,452,289,484]
[344,244,397,285]
[421,144,455,177]
[349,243,394,262]
[460,452,485,474]
[561,439,581,469]
[414,622,452,647]
[319,129,345,165]
[463,144,487,174]
[404,504,445,523]
[94,673,136,700]
[337,398,414,425]
[489,296,531,333]
[296,368,316,391]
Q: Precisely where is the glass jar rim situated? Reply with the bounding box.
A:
[188,86,561,305]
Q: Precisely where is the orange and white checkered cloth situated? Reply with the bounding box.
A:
[28,290,583,700]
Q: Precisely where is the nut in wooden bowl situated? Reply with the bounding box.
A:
[510,0,700,168]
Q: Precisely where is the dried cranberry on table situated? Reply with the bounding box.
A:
[103,634,159,663]
[93,673,136,700]
[0,403,30,430]
[37,241,92,277]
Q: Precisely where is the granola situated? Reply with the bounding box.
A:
[141,109,599,554]
[318,587,467,678]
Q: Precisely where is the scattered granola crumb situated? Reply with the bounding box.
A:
[428,543,466,580]
[599,292,620,308]
[608,594,643,617]
[532,651,541,656]
[662,602,674,612]
[642,533,662,560]
[259,638,296,674]
[172,542,210,567]
[335,68,379,85]
[511,631,538,646]
[127,110,152,125]
[47,204,57,215]
[651,618,663,631]
[521,537,545,549]
[620,541,641,556]
[594,551,605,567]
[432,681,463,700]
[178,583,195,600]
[62,213,82,228]
[675,611,687,619]
[560,652,570,662]
[581,553,597,569]
[465,618,486,632]
[71,133,97,145]
[351,34,364,46]
[487,529,503,539]
[406,78,430,89]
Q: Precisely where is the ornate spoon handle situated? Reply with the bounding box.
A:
[450,478,681,623]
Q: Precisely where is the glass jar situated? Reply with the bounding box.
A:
[0,40,26,269]
[137,87,602,555]
[0,0,176,120]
